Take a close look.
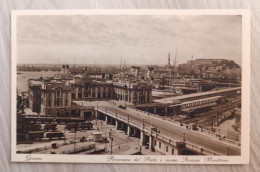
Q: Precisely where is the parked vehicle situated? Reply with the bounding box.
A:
[80,122,93,130]
[29,124,43,131]
[66,123,79,130]
[44,123,57,131]
[27,131,44,141]
[46,132,64,140]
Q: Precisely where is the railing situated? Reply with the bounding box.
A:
[152,130,221,156]
[185,141,220,155]
[219,137,241,146]
[200,128,241,146]
[127,106,181,124]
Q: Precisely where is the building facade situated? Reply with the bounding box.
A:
[28,80,42,113]
[28,75,153,117]
[43,82,72,117]
[113,81,152,104]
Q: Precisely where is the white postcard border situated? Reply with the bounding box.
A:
[11,9,250,164]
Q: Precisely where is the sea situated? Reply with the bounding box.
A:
[17,71,58,92]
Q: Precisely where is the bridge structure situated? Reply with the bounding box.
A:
[95,107,186,155]
[92,102,240,156]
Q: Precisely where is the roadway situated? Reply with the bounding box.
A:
[96,100,240,156]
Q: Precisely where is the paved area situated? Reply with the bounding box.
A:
[17,119,157,155]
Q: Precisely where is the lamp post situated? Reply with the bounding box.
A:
[110,137,113,155]
[104,126,107,151]
[64,125,66,143]
[139,141,142,154]
[72,128,77,153]
[227,114,230,156]
[142,118,145,128]
[109,129,113,155]
[182,131,186,142]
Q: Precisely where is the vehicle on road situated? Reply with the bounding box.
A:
[118,105,126,109]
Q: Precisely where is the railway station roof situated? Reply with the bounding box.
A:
[153,87,241,104]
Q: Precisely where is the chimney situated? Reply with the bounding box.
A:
[168,53,170,65]
[66,65,69,73]
[147,67,154,78]
[62,65,65,73]
[136,67,140,78]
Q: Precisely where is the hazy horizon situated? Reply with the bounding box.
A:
[17,15,242,66]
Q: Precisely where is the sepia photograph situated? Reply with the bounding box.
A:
[11,10,250,164]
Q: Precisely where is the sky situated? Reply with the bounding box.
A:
[17,15,242,66]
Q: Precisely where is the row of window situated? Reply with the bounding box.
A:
[71,93,81,99]
[46,92,69,98]
[154,140,174,154]
[46,100,69,107]
[85,86,111,92]
[181,98,217,109]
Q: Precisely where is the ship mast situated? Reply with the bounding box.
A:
[174,48,177,79]
[74,57,76,73]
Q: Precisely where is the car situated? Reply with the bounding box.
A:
[118,105,126,110]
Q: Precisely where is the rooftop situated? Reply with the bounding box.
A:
[153,87,241,104]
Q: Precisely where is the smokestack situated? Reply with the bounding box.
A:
[66,65,69,73]
[168,53,170,65]
[136,67,140,78]
[147,67,154,78]
[62,65,65,73]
